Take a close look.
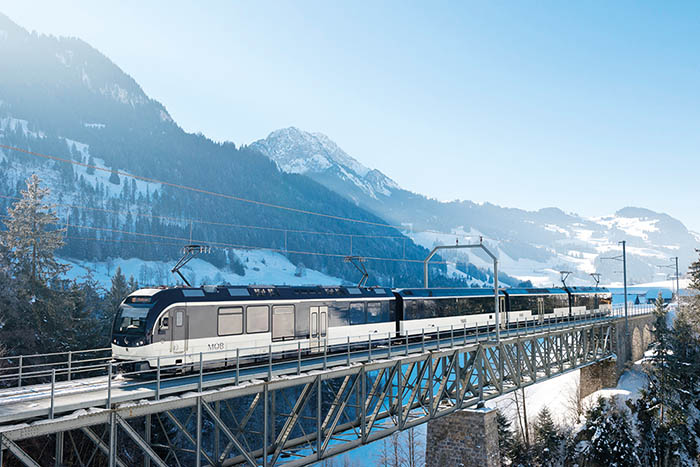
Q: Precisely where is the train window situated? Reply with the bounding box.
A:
[295,308,310,338]
[423,299,438,318]
[218,307,243,336]
[330,303,349,327]
[349,302,366,325]
[175,310,184,327]
[227,288,250,297]
[367,302,384,323]
[272,306,295,340]
[347,288,362,295]
[182,289,205,297]
[246,306,269,333]
[404,300,422,320]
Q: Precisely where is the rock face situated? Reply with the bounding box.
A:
[425,408,500,467]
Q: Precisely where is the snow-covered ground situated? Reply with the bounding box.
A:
[61,249,344,290]
[486,370,582,426]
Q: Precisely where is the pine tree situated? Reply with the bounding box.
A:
[496,409,514,466]
[579,397,638,467]
[1,174,68,285]
[87,155,95,175]
[105,267,129,330]
[532,407,562,466]
[108,168,120,185]
[689,249,700,292]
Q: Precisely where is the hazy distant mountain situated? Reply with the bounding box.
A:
[251,128,700,286]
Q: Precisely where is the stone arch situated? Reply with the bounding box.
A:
[632,326,643,362]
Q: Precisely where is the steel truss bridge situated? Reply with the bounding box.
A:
[0,306,652,466]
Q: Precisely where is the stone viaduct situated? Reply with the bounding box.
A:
[425,313,655,467]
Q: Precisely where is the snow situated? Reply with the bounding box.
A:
[627,278,691,289]
[583,363,648,409]
[544,224,571,237]
[0,116,44,138]
[55,50,74,67]
[0,30,7,40]
[486,370,582,426]
[593,215,659,241]
[250,127,401,200]
[61,249,343,290]
[159,109,173,123]
[99,83,146,107]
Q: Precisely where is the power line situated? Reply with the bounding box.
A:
[0,144,399,229]
[0,145,485,243]
[0,193,407,241]
[17,216,448,265]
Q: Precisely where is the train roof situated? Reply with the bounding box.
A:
[127,285,394,303]
[504,287,568,295]
[395,288,503,298]
[567,286,611,294]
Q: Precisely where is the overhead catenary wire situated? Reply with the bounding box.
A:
[0,214,449,265]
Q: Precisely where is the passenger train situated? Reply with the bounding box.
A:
[111,285,612,368]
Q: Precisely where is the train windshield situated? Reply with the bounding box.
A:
[113,304,151,335]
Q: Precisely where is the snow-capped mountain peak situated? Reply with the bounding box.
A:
[250,127,399,200]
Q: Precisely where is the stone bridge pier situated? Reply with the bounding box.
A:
[580,313,654,399]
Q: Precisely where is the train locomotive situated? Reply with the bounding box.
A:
[111,285,612,368]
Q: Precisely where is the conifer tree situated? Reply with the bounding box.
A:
[579,397,638,467]
[496,410,514,466]
[105,267,129,326]
[109,168,120,185]
[532,407,562,466]
[1,174,67,285]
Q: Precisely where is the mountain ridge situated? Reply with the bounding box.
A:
[251,127,700,286]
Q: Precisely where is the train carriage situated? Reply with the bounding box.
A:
[566,286,613,317]
[111,285,395,368]
[111,283,613,369]
[394,288,506,336]
[502,288,570,324]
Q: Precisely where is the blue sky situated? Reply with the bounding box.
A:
[4,2,700,230]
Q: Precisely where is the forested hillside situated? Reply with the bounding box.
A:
[0,13,491,288]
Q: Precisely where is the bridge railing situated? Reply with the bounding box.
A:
[0,305,655,417]
[0,348,111,389]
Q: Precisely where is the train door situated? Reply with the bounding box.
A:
[537,298,544,324]
[170,307,188,354]
[499,297,507,329]
[309,306,328,351]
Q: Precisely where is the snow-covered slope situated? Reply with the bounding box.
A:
[62,249,343,290]
[252,130,700,287]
